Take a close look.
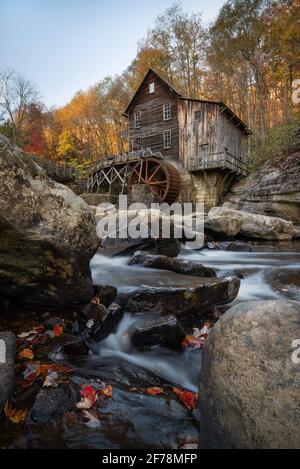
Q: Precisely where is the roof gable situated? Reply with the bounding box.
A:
[124,68,183,116]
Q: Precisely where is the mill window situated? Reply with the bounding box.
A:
[149,82,155,94]
[134,111,141,129]
[163,103,172,121]
[163,129,172,149]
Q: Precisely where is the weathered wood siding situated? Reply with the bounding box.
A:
[178,100,220,171]
[216,111,247,163]
[127,71,179,161]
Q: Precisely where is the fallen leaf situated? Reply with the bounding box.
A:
[53,324,63,336]
[17,325,45,339]
[182,336,204,349]
[102,384,113,398]
[172,387,198,411]
[17,331,35,339]
[18,348,34,360]
[4,402,27,424]
[76,384,98,410]
[34,325,46,334]
[146,386,164,396]
[27,335,48,346]
[38,363,73,376]
[22,371,39,388]
[43,371,59,388]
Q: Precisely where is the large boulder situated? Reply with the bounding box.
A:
[97,207,203,257]
[0,332,16,413]
[207,206,293,240]
[227,151,300,224]
[0,135,99,309]
[199,300,300,449]
[128,251,216,277]
[121,276,240,317]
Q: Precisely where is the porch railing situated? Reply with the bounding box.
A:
[188,151,248,176]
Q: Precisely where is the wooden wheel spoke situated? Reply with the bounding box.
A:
[129,157,180,203]
[147,164,162,182]
[148,180,168,186]
[133,167,146,183]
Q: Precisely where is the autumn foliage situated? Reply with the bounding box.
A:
[0,0,299,168]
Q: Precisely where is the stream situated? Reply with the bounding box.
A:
[60,244,299,449]
[2,244,300,449]
[87,247,300,395]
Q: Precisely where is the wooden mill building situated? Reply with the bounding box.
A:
[87,68,250,210]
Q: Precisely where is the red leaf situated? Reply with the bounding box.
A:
[34,326,46,334]
[172,387,198,411]
[53,324,63,336]
[76,384,98,409]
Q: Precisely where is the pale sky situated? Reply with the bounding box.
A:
[0,0,225,107]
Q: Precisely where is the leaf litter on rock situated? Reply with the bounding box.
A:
[20,362,73,389]
[182,322,212,349]
[76,382,113,410]
[172,387,198,411]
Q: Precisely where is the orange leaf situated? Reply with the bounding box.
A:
[102,384,113,398]
[146,386,165,396]
[18,348,34,360]
[38,363,73,376]
[53,324,63,336]
[4,402,27,424]
[182,336,204,349]
[172,387,198,411]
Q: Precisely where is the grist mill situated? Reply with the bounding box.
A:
[86,68,250,211]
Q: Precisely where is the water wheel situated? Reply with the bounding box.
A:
[128,158,181,204]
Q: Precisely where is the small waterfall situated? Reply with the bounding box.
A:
[95,313,200,392]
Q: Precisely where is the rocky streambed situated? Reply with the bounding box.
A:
[0,135,299,449]
[0,242,300,449]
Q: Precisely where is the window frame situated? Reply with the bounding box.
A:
[163,129,172,150]
[149,82,155,94]
[163,102,172,121]
[134,111,141,129]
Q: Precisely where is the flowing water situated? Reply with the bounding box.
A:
[3,245,300,449]
[88,246,300,395]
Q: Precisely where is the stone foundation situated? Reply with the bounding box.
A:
[178,171,235,212]
[128,184,159,207]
